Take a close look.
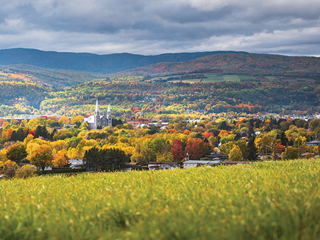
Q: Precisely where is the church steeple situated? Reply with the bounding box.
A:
[95,99,100,113]
[107,104,112,127]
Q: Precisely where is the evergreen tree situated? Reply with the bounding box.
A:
[280,131,289,146]
[247,137,258,161]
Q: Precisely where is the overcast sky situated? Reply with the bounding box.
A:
[0,0,319,56]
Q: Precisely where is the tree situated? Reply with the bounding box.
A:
[6,128,13,140]
[282,146,299,160]
[15,165,37,179]
[6,143,28,164]
[0,160,19,178]
[255,134,271,154]
[59,116,70,125]
[185,138,210,160]
[83,147,128,171]
[53,151,68,168]
[171,139,185,161]
[71,115,84,124]
[229,145,243,161]
[35,125,49,138]
[31,145,53,170]
[247,138,258,161]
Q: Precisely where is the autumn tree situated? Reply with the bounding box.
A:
[15,165,37,179]
[6,128,13,140]
[171,139,185,161]
[0,160,19,178]
[71,115,84,125]
[58,116,70,125]
[53,151,68,168]
[6,143,28,164]
[31,145,53,170]
[229,145,243,161]
[185,138,210,160]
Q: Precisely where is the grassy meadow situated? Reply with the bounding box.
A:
[1,159,320,240]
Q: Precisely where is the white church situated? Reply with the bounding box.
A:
[83,99,112,129]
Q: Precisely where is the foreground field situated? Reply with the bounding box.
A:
[1,160,320,240]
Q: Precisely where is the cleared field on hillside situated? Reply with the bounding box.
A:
[1,159,320,240]
[238,74,257,81]
[202,73,224,82]
[168,79,202,83]
[223,75,241,82]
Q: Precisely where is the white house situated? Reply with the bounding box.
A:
[183,160,221,169]
[68,159,84,169]
[148,162,180,170]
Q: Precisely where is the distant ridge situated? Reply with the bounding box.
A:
[114,52,320,77]
[0,48,244,74]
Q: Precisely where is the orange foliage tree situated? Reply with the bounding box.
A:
[52,151,68,168]
[6,128,13,139]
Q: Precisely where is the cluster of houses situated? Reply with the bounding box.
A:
[58,152,252,172]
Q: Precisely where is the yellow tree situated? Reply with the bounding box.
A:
[71,115,84,124]
[255,134,271,154]
[31,145,53,170]
[58,116,70,125]
[229,145,243,161]
[0,160,19,178]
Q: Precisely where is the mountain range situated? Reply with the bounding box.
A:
[0,48,240,74]
[0,48,320,87]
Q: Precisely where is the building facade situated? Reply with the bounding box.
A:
[84,99,112,129]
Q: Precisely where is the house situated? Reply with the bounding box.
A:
[127,118,149,127]
[306,139,320,146]
[183,160,221,169]
[224,161,251,166]
[148,162,181,170]
[205,153,228,160]
[121,162,144,171]
[68,159,84,169]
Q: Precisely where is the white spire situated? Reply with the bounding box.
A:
[107,104,111,112]
[95,99,99,113]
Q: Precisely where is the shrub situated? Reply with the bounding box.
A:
[15,165,37,179]
[0,160,19,178]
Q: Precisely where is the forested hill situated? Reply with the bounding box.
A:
[0,48,239,74]
[115,52,320,77]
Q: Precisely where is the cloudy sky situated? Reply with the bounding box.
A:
[0,0,319,56]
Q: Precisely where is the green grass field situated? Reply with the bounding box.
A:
[223,75,241,82]
[1,159,320,240]
[202,73,224,82]
[238,75,257,81]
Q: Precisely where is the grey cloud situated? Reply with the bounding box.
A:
[0,0,319,55]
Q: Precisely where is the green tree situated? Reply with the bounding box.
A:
[247,138,258,161]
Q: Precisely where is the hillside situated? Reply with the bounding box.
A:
[0,66,101,88]
[0,48,236,74]
[115,52,320,79]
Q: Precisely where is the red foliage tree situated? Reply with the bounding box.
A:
[29,130,36,137]
[171,139,185,161]
[205,132,214,139]
[275,144,286,153]
[185,138,210,160]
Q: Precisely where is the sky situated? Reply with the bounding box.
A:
[0,0,319,56]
